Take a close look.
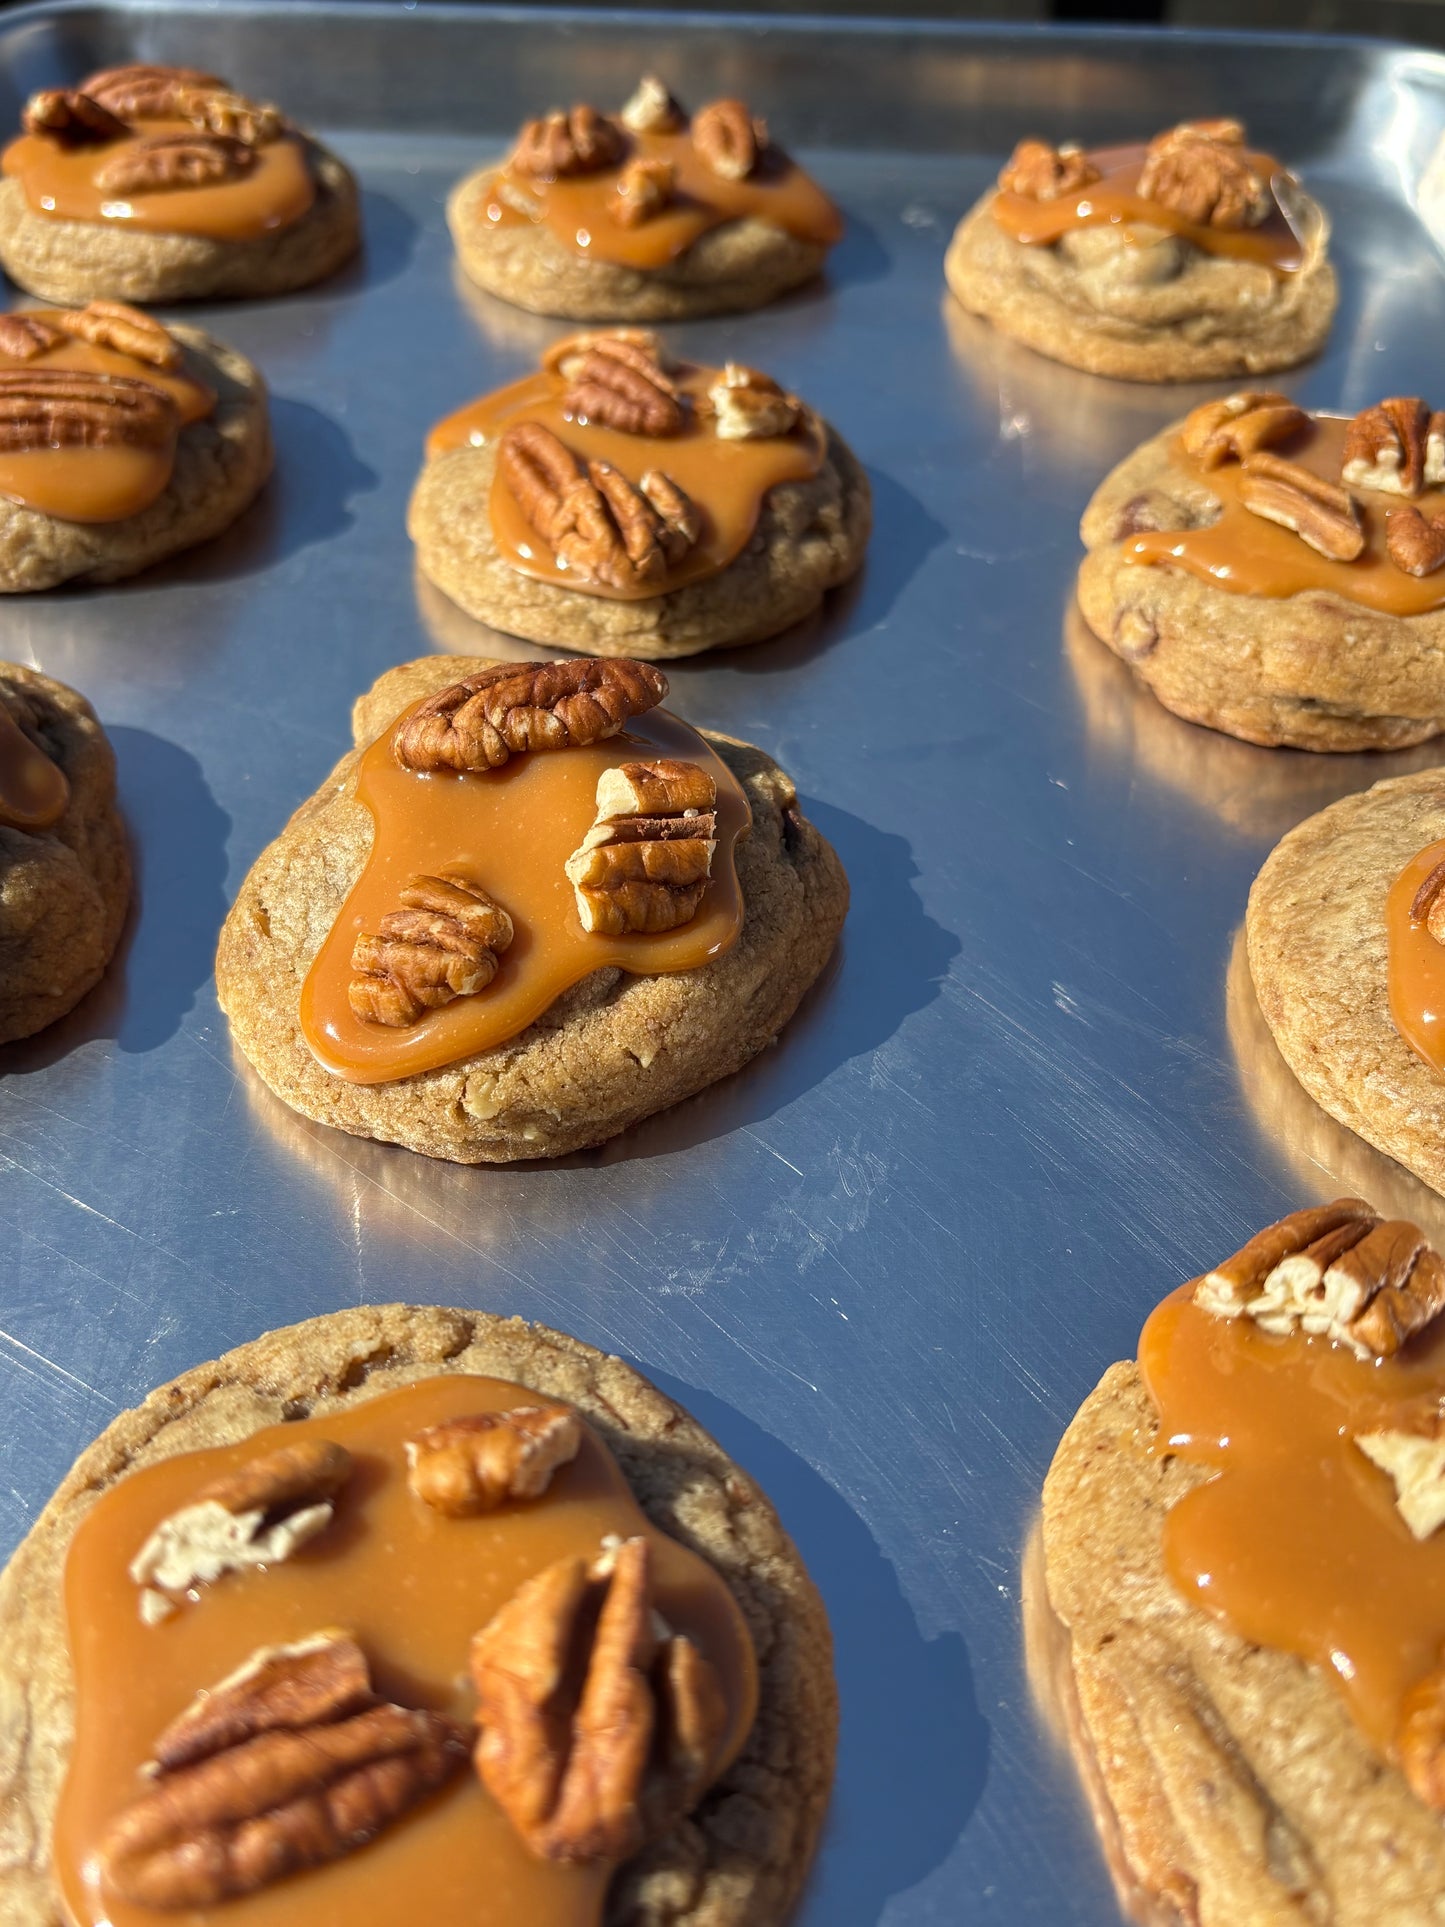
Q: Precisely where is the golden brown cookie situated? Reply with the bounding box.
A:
[0,1302,837,1925]
[946,121,1336,382]
[0,64,359,304]
[216,656,849,1162]
[449,76,841,321]
[0,662,128,1044]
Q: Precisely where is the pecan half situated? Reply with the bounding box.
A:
[171,86,284,146]
[542,328,670,383]
[610,155,677,228]
[95,133,257,195]
[0,313,62,361]
[21,88,129,145]
[562,337,685,437]
[1400,1664,1445,1811]
[1413,859,1445,941]
[1388,506,1445,578]
[707,362,800,441]
[997,138,1100,201]
[1342,397,1445,498]
[406,1406,582,1515]
[1357,1423,1445,1539]
[99,1633,468,1908]
[1238,451,1365,561]
[511,106,626,181]
[621,74,685,135]
[1178,391,1307,469]
[349,873,514,1029]
[472,1535,729,1862]
[1137,119,1268,230]
[81,63,223,119]
[55,299,182,372]
[566,758,717,936]
[394,657,667,775]
[0,369,177,452]
[692,98,766,181]
[497,422,699,590]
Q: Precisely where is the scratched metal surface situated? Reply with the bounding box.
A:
[4,4,1445,1920]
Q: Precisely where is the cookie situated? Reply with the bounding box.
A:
[0,63,359,304]
[410,330,870,659]
[946,120,1336,382]
[1079,391,1445,751]
[0,1302,837,1925]
[1043,1203,1445,1926]
[0,662,128,1044]
[449,76,841,321]
[216,655,849,1162]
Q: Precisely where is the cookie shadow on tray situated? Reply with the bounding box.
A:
[0,727,230,1074]
[649,1369,988,1924]
[1226,922,1445,1243]
[314,183,420,295]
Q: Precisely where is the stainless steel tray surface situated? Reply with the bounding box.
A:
[4,6,1445,1921]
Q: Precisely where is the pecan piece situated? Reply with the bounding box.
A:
[1137,118,1268,229]
[1179,391,1307,469]
[0,369,177,452]
[95,132,256,195]
[22,88,129,145]
[1388,506,1445,578]
[1413,859,1445,940]
[99,1633,468,1908]
[497,422,698,590]
[472,1535,729,1862]
[997,138,1100,200]
[171,86,284,146]
[0,313,63,361]
[349,873,514,1028]
[621,75,685,135]
[1342,397,1445,498]
[406,1405,582,1515]
[610,155,677,228]
[1400,1664,1445,1811]
[563,336,685,436]
[1356,1423,1445,1539]
[1238,451,1365,561]
[81,63,223,119]
[55,299,182,372]
[511,106,626,181]
[542,328,670,383]
[707,362,801,441]
[692,98,766,181]
[566,758,717,936]
[394,657,667,775]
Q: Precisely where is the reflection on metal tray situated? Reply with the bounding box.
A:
[4,6,1445,1921]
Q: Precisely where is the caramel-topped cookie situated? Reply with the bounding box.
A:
[0,1303,836,1924]
[946,118,1336,382]
[1077,390,1445,750]
[216,655,849,1161]
[409,330,870,658]
[0,662,128,1044]
[449,75,841,320]
[0,300,269,589]
[0,63,359,303]
[1040,1203,1445,1925]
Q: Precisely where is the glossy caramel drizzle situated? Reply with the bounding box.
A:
[1387,839,1445,1074]
[1141,1285,1445,1755]
[992,142,1306,271]
[0,700,67,829]
[1124,416,1445,616]
[54,1373,758,1927]
[428,361,826,602]
[479,123,841,271]
[300,705,749,1085]
[2,118,315,241]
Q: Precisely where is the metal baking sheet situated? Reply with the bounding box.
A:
[6,5,1445,1919]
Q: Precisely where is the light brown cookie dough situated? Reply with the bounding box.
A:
[1247,767,1445,1200]
[0,663,128,1044]
[946,123,1336,383]
[216,656,849,1162]
[0,1302,837,1925]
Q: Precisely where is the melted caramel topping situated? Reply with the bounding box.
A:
[2,119,315,241]
[55,1373,758,1927]
[992,142,1305,271]
[0,318,214,521]
[1124,415,1445,615]
[0,700,67,829]
[427,361,826,602]
[1387,839,1445,1073]
[300,705,748,1085]
[1141,1286,1445,1754]
[480,124,840,271]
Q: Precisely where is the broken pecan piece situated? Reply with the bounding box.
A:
[692,97,766,181]
[55,299,182,372]
[1400,1664,1445,1812]
[22,88,129,145]
[100,1633,468,1908]
[394,657,667,774]
[1357,1423,1445,1540]
[349,874,514,1028]
[1343,397,1445,498]
[621,74,685,135]
[563,336,685,437]
[610,155,677,228]
[1412,858,1445,941]
[1137,119,1268,229]
[997,138,1100,201]
[0,313,63,362]
[0,369,177,452]
[1179,391,1307,469]
[566,758,717,936]
[95,132,257,195]
[1238,451,1365,561]
[511,105,626,181]
[81,63,223,120]
[472,1535,729,1862]
[1388,505,1445,578]
[406,1405,582,1515]
[171,86,284,146]
[707,362,801,441]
